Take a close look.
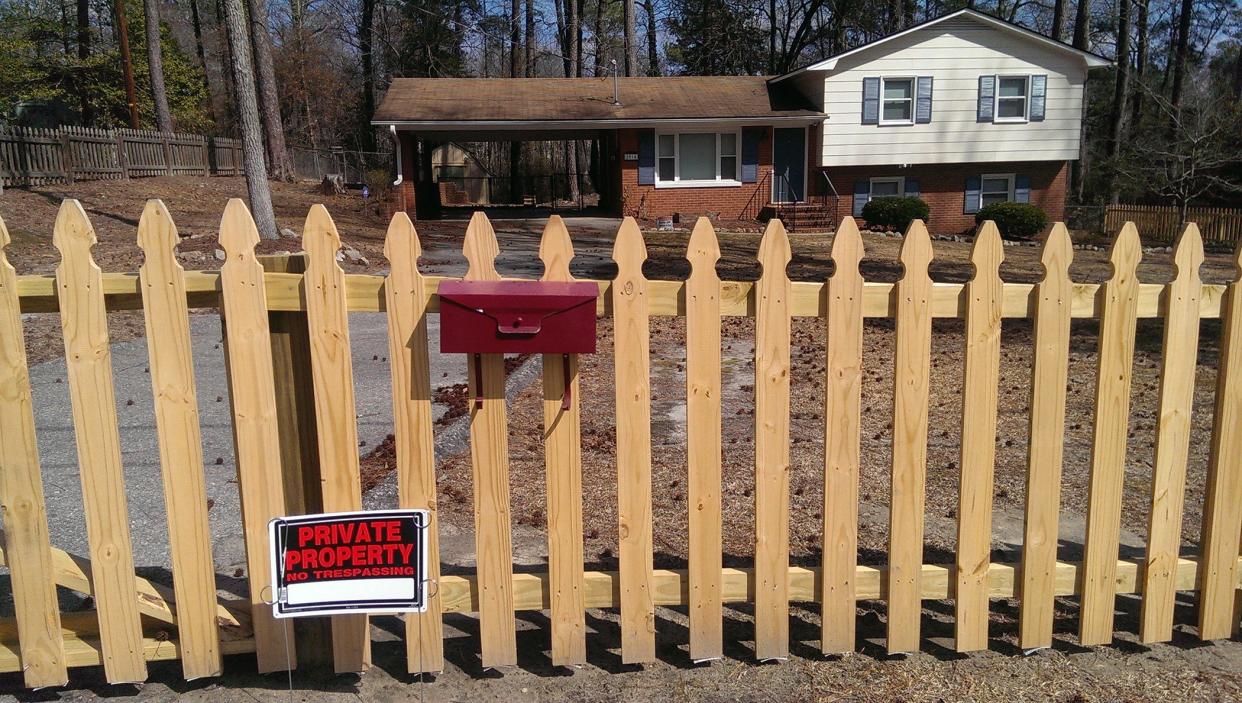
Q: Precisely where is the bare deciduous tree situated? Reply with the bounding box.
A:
[222,0,279,239]
[144,0,173,132]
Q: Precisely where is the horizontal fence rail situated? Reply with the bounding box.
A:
[1,201,1241,687]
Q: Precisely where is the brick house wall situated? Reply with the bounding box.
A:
[618,127,775,222]
[816,160,1069,235]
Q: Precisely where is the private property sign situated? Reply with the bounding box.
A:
[268,510,429,617]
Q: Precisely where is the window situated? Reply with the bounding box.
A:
[869,176,904,200]
[881,78,914,124]
[980,174,1014,205]
[995,76,1029,122]
[654,131,742,187]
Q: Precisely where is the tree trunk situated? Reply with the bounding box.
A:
[1050,0,1066,41]
[509,0,521,78]
[566,0,580,201]
[642,0,659,75]
[768,0,777,73]
[115,0,141,128]
[593,0,604,76]
[1071,0,1090,50]
[188,0,217,124]
[246,0,292,181]
[1106,0,1130,202]
[77,0,93,124]
[525,0,536,76]
[1169,0,1193,113]
[359,0,375,150]
[554,0,570,77]
[1130,0,1147,126]
[215,0,238,129]
[1234,43,1242,97]
[144,0,174,132]
[623,0,635,75]
[221,0,278,239]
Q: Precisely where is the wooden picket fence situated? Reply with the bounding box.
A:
[0,127,244,187]
[1106,203,1242,244]
[1,201,1242,688]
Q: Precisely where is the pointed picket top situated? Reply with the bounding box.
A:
[219,198,261,260]
[463,211,501,282]
[612,216,648,276]
[1040,222,1074,278]
[757,218,792,278]
[539,215,575,282]
[1106,222,1143,283]
[686,217,721,277]
[970,220,1005,282]
[136,199,180,260]
[52,199,96,259]
[830,216,864,279]
[302,203,342,264]
[898,219,933,279]
[1169,223,1205,289]
[383,211,421,264]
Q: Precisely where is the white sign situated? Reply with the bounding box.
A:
[268,509,429,618]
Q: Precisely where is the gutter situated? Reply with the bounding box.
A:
[371,115,826,130]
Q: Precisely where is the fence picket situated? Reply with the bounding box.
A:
[1018,224,1074,650]
[1198,242,1242,640]
[954,222,1004,652]
[136,200,222,679]
[754,219,793,661]
[613,217,656,663]
[888,220,934,654]
[383,213,444,673]
[821,217,864,655]
[538,216,587,666]
[302,205,371,673]
[53,201,146,683]
[1079,223,1142,646]
[685,218,723,662]
[0,215,67,688]
[462,212,518,668]
[1139,225,1204,643]
[218,199,295,673]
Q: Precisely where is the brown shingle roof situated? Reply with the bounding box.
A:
[372,76,821,123]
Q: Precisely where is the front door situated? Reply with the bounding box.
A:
[772,127,806,203]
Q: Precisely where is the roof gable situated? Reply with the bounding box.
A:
[771,9,1111,82]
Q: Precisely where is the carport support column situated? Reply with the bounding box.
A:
[256,252,334,669]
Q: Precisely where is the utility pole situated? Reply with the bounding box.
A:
[115,0,140,128]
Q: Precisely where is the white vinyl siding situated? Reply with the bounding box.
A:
[814,16,1086,166]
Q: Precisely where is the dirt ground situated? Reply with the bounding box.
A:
[3,177,1242,701]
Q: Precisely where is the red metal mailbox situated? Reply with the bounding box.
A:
[438,279,599,410]
[438,280,599,354]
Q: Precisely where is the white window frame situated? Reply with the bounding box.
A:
[653,129,743,188]
[879,77,916,126]
[868,176,905,201]
[980,173,1015,205]
[993,75,1030,123]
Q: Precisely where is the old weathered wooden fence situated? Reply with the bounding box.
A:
[1106,203,1242,245]
[1,201,1241,688]
[0,127,243,187]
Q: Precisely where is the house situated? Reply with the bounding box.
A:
[372,8,1110,233]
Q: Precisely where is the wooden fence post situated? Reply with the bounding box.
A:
[60,129,74,183]
[1079,223,1142,646]
[685,217,723,662]
[256,252,333,669]
[888,219,933,655]
[613,217,656,664]
[302,205,371,674]
[0,214,68,688]
[115,130,130,180]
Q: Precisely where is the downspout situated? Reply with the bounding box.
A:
[389,125,405,212]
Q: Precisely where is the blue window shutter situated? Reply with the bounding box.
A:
[977,75,995,123]
[861,77,880,125]
[853,180,870,217]
[1030,75,1047,121]
[741,127,761,183]
[904,179,920,197]
[1015,174,1031,203]
[915,77,933,123]
[637,129,655,185]
[965,176,982,214]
